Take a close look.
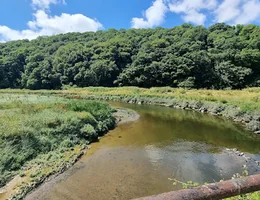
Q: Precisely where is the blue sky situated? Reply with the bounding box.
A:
[0,0,260,42]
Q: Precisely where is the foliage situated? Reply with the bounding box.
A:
[0,24,260,89]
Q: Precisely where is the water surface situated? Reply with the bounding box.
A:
[26,103,260,200]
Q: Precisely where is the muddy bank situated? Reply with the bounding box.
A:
[113,107,140,125]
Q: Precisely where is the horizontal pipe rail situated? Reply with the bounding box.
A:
[134,174,260,200]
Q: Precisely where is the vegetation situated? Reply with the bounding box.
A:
[0,88,259,199]
[0,94,115,199]
[0,23,260,90]
[2,87,260,133]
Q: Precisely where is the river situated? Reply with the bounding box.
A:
[25,102,260,200]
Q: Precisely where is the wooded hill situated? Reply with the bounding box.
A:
[0,23,260,90]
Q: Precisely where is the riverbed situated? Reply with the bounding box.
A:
[25,102,260,200]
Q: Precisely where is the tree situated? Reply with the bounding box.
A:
[0,23,259,89]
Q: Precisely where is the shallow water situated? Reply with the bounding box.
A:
[26,102,260,200]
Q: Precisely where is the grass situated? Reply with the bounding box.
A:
[1,87,260,112]
[0,94,116,199]
[2,87,259,132]
[64,87,260,112]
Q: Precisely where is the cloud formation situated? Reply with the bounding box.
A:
[214,0,241,23]
[132,0,260,28]
[214,0,260,24]
[234,0,260,24]
[0,10,103,41]
[131,0,168,28]
[31,0,65,10]
[169,0,217,25]
[0,0,103,42]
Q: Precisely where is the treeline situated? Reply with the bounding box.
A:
[0,23,260,89]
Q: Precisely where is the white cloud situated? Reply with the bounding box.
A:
[214,0,260,24]
[31,0,65,10]
[182,10,206,25]
[131,0,168,28]
[166,0,260,25]
[234,0,260,24]
[169,0,217,25]
[0,10,103,41]
[169,0,217,13]
[0,26,36,41]
[28,10,103,33]
[214,0,241,23]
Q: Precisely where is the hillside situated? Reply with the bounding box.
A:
[0,23,260,90]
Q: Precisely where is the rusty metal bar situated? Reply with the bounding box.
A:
[134,174,260,200]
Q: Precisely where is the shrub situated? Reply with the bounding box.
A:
[80,124,97,139]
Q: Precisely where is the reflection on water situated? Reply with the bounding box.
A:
[25,103,260,200]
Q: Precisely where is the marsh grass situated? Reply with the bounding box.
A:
[2,87,260,132]
[2,87,260,112]
[0,93,116,199]
[38,87,260,132]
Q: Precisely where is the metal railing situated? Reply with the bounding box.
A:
[134,174,260,200]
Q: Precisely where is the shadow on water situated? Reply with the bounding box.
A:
[25,102,260,200]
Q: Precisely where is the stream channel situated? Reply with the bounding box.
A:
[25,102,260,200]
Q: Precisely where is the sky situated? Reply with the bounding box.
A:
[0,0,260,42]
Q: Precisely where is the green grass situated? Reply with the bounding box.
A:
[1,87,260,112]
[0,93,116,199]
[1,87,260,133]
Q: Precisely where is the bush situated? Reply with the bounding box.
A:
[80,124,97,139]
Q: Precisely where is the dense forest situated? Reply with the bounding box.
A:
[0,23,260,90]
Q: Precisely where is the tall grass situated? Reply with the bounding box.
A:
[2,87,260,133]
[1,87,260,112]
[0,94,115,192]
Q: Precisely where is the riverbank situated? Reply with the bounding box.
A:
[0,88,259,199]
[113,107,140,125]
[66,87,260,134]
[1,87,260,134]
[23,100,260,200]
[0,93,137,200]
[2,87,258,133]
